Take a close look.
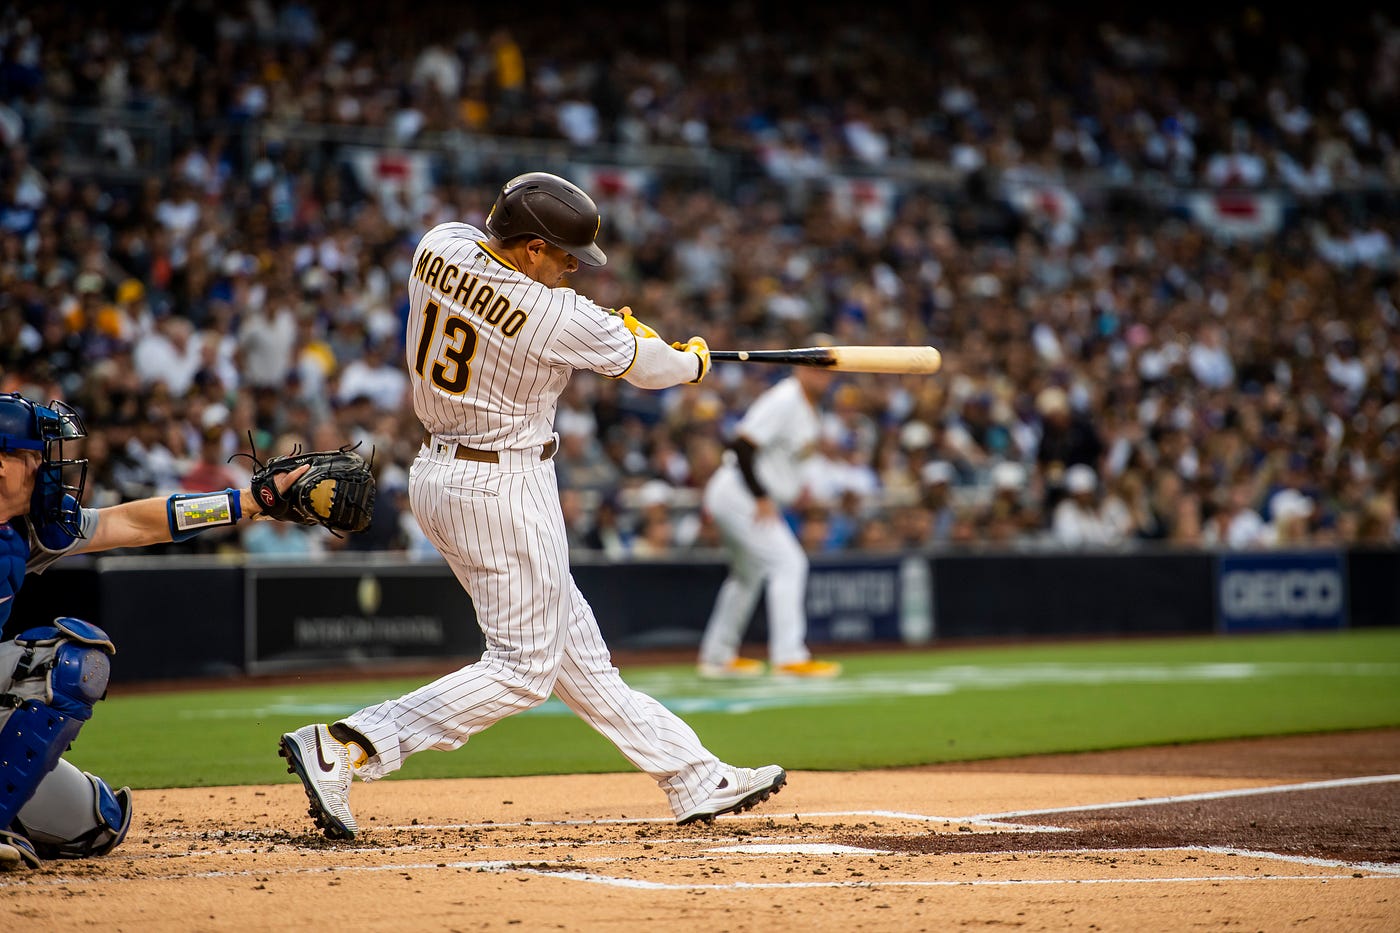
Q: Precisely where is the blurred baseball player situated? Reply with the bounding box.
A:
[280,172,786,840]
[697,352,843,678]
[0,392,308,870]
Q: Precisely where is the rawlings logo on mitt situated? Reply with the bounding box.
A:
[245,444,376,535]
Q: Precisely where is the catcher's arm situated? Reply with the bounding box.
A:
[74,466,310,553]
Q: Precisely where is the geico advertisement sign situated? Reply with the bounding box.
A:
[1220,568,1343,618]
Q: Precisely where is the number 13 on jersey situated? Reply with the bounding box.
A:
[413,299,479,394]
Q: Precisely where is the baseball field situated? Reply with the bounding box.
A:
[4,628,1400,931]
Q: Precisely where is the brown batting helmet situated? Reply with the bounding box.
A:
[485,172,607,266]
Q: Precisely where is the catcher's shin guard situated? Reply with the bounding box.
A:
[13,758,133,858]
[0,618,115,830]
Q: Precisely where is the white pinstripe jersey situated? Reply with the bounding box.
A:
[728,375,820,504]
[405,222,636,448]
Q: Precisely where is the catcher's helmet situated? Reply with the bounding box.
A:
[485,172,607,267]
[0,393,88,538]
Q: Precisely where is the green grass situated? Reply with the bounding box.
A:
[65,628,1400,789]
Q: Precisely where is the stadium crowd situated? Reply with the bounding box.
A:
[0,2,1398,557]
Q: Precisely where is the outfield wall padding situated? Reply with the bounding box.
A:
[3,547,1394,683]
[929,550,1216,639]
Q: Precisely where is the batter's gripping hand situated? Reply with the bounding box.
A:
[249,445,376,535]
[610,306,661,340]
[672,336,711,383]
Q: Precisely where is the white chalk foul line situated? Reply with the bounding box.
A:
[0,860,542,889]
[93,836,1400,880]
[512,869,1397,891]
[370,809,1063,831]
[140,810,1067,839]
[1192,846,1400,876]
[146,778,1399,843]
[6,850,1395,892]
[707,843,893,855]
[969,773,1400,822]
[87,832,849,863]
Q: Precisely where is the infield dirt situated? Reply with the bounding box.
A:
[2,729,1397,932]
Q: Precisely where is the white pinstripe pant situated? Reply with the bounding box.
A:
[698,466,812,667]
[343,442,723,818]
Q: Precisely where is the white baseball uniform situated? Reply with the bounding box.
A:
[339,222,726,817]
[699,375,821,667]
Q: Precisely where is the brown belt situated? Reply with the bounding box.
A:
[422,433,558,463]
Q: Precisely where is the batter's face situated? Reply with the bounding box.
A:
[522,240,580,287]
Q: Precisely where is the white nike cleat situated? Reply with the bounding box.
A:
[279,724,358,839]
[677,765,787,825]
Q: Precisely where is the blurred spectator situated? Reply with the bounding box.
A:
[917,460,959,543]
[631,510,677,558]
[1104,469,1153,543]
[237,283,299,389]
[1354,491,1399,546]
[975,461,1041,544]
[554,423,622,493]
[243,519,328,557]
[335,336,408,412]
[1188,323,1236,391]
[630,478,683,555]
[0,2,1395,559]
[133,316,203,395]
[1035,386,1104,507]
[1203,481,1269,549]
[942,392,1005,475]
[1261,489,1317,548]
[123,408,183,496]
[1050,465,1123,547]
[580,494,628,559]
[181,426,248,493]
[1142,469,1205,547]
[849,517,899,551]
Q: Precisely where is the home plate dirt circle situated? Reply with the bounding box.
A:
[2,730,1397,932]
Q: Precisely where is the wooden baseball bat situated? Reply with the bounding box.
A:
[708,345,942,374]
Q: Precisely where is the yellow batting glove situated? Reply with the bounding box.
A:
[671,336,710,383]
[612,306,661,340]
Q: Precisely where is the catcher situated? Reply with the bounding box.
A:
[0,392,374,870]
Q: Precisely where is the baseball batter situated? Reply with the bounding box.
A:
[280,172,786,838]
[697,359,843,678]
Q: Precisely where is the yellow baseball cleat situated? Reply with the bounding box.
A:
[698,657,766,679]
[773,659,842,678]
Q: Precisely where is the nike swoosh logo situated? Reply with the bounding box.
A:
[0,595,12,604]
[314,730,336,773]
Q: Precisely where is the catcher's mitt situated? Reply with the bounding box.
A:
[247,445,376,535]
